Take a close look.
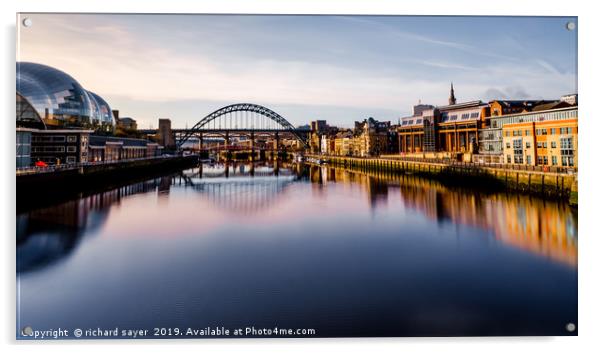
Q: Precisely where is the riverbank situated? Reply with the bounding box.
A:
[16,155,199,212]
[306,154,578,205]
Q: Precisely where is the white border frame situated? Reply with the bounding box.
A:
[2,1,600,352]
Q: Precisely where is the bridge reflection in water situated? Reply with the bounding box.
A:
[174,162,299,214]
[17,161,577,276]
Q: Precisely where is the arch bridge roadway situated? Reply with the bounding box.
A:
[143,103,310,151]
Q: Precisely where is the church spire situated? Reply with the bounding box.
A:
[449,82,457,105]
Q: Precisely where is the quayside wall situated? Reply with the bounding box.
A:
[306,155,577,205]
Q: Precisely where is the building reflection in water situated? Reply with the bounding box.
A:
[307,165,577,267]
[17,178,166,274]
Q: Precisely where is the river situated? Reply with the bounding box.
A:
[16,161,578,338]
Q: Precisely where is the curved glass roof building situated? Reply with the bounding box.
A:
[16,62,115,131]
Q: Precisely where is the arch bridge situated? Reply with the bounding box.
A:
[175,103,309,150]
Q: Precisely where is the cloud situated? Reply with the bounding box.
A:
[482,86,533,101]
[18,14,577,127]
[419,60,478,71]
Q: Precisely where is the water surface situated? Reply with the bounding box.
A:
[17,162,578,337]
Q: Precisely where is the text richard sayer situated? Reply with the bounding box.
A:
[20,326,317,339]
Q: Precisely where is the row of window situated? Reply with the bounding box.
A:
[506,137,573,151]
[506,154,575,166]
[31,135,80,143]
[401,118,423,126]
[492,109,577,128]
[504,127,575,137]
[31,146,79,153]
[442,111,481,122]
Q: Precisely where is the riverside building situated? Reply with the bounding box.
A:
[16,62,163,168]
[501,107,578,169]
[397,85,489,156]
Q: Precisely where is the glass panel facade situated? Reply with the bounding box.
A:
[16,93,45,129]
[16,62,115,130]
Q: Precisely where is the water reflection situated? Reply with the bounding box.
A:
[175,161,300,214]
[308,165,577,267]
[18,162,577,276]
[16,161,578,337]
[17,178,169,273]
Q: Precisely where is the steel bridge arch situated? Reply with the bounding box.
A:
[177,103,307,148]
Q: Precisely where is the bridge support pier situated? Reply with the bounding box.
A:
[225,132,231,161]
[251,131,255,160]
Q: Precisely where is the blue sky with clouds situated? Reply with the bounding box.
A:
[19,14,577,128]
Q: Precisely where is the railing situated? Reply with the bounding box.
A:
[309,154,576,175]
[16,154,189,176]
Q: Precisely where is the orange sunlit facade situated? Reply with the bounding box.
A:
[502,118,578,168]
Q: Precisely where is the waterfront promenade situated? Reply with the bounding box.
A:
[16,154,199,212]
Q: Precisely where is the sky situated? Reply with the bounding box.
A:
[17,14,577,128]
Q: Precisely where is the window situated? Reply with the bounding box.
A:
[562,156,575,167]
[513,139,523,156]
[560,137,574,167]
[541,128,547,135]
[66,156,76,164]
[67,136,77,143]
[552,156,558,166]
[550,128,556,135]
[537,142,542,148]
[507,155,512,163]
[543,142,547,148]
[525,142,531,148]
[560,137,573,150]
[551,141,557,148]
[67,146,77,153]
[52,136,66,142]
[525,130,530,136]
[568,127,573,134]
[514,155,523,164]
[506,142,511,149]
[537,156,543,165]
[526,155,531,164]
[543,156,548,165]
